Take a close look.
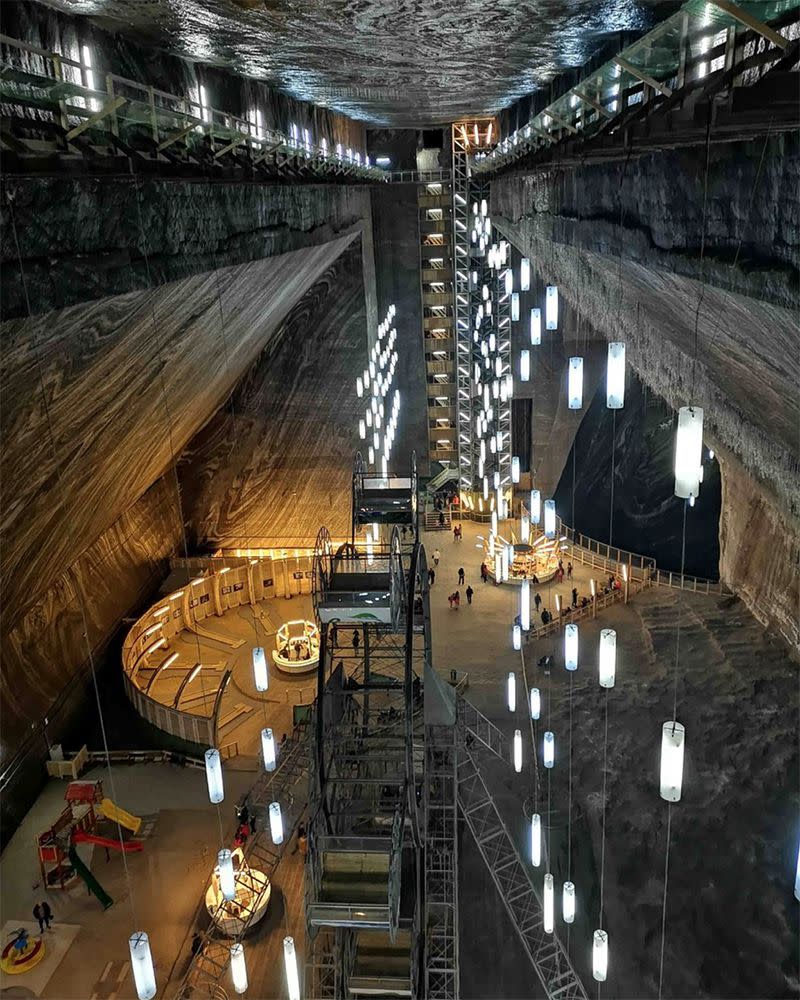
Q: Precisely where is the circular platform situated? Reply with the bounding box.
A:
[272,619,319,675]
[205,851,271,937]
[1,932,45,975]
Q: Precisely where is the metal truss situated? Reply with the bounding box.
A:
[456,743,588,1000]
[450,124,475,492]
[176,735,311,998]
[424,723,460,998]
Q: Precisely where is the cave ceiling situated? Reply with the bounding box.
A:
[41,0,678,126]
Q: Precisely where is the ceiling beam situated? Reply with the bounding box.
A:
[706,0,789,49]
[573,88,613,119]
[613,56,674,97]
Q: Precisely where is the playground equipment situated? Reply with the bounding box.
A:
[36,780,143,909]
[204,847,271,936]
[272,620,319,675]
[1,927,46,975]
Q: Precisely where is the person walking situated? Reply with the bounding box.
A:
[453,590,460,609]
[534,592,542,611]
[352,629,360,655]
[465,585,474,605]
[33,901,52,933]
[572,587,578,607]
[438,509,445,528]
[428,567,435,586]
[292,822,307,855]
[457,567,465,586]
[453,525,459,543]
[433,549,440,566]
[480,562,489,583]
[567,561,573,580]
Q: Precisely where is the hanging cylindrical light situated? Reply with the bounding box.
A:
[480,198,488,217]
[544,499,556,539]
[269,801,284,844]
[545,286,558,330]
[568,357,583,409]
[507,671,516,711]
[543,873,555,932]
[562,881,576,924]
[520,349,530,382]
[599,628,616,688]
[513,729,523,772]
[501,543,510,582]
[660,721,685,802]
[218,848,236,901]
[531,813,542,866]
[564,623,578,671]
[593,929,608,982]
[230,943,248,995]
[530,489,541,525]
[543,731,555,768]
[356,375,363,398]
[521,514,530,542]
[253,647,269,692]
[505,270,513,295]
[530,687,541,720]
[358,418,366,440]
[491,509,498,536]
[283,937,301,1000]
[530,307,542,345]
[204,748,224,804]
[512,623,521,650]
[607,342,626,409]
[511,292,520,321]
[520,257,531,291]
[674,406,704,499]
[511,456,520,483]
[520,579,530,631]
[129,932,157,1000]
[261,727,276,771]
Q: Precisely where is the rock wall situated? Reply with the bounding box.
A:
[178,243,367,548]
[493,135,799,649]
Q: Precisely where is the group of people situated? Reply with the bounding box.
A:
[447,585,474,609]
[279,640,311,661]
[554,559,574,584]
[452,523,462,541]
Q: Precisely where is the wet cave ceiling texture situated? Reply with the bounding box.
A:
[40,0,678,126]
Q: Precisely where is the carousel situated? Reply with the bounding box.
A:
[483,532,559,584]
[272,619,319,674]
[204,848,271,937]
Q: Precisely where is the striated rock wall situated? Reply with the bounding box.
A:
[178,244,367,548]
[493,137,799,649]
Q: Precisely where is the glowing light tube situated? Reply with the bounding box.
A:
[599,628,616,688]
[512,456,520,483]
[660,721,685,802]
[545,286,558,330]
[530,687,541,720]
[521,514,530,542]
[205,748,224,804]
[593,929,608,981]
[269,801,284,844]
[520,579,530,630]
[674,406,704,499]
[129,932,157,1000]
[261,727,276,771]
[568,357,583,409]
[531,813,542,866]
[530,307,542,345]
[530,489,541,525]
[218,848,236,901]
[564,623,578,671]
[501,544,510,582]
[520,349,530,382]
[607,342,626,409]
[543,499,556,539]
[521,257,531,291]
[230,943,248,995]
[356,376,363,398]
[543,873,554,933]
[283,936,301,1000]
[511,292,520,321]
[505,269,513,295]
[253,646,269,692]
[512,624,521,650]
[543,731,555,768]
[513,730,523,772]
[507,671,516,711]
[562,881,575,924]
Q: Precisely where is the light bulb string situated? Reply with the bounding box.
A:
[608,409,616,549]
[131,177,226,850]
[7,188,139,930]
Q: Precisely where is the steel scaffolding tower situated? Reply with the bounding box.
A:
[451,124,474,492]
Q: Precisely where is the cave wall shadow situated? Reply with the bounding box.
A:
[554,370,721,579]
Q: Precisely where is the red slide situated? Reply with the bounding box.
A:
[72,830,143,853]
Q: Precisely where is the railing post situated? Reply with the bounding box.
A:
[148,85,158,144]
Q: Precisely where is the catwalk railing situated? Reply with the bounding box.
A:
[472,0,799,174]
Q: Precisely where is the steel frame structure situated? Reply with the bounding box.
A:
[451,123,474,492]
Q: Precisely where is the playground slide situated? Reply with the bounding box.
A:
[72,830,143,853]
[99,797,142,835]
[67,845,113,910]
